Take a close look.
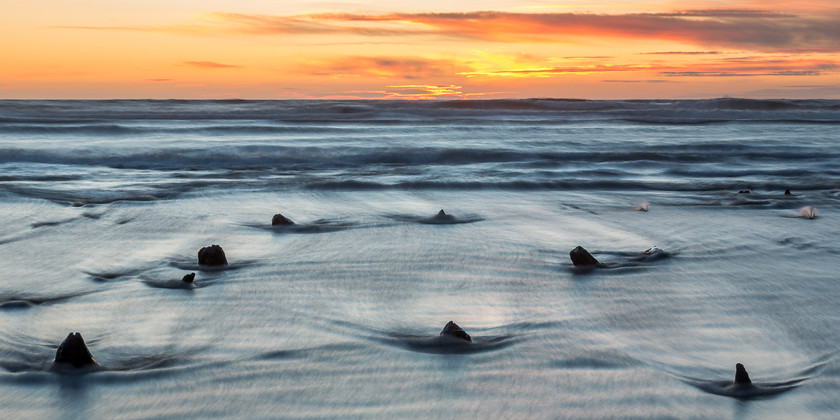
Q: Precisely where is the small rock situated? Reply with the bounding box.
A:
[644,247,662,256]
[433,209,454,220]
[569,246,599,266]
[198,245,228,266]
[440,321,471,342]
[182,272,196,283]
[54,332,98,368]
[271,213,295,226]
[734,363,751,384]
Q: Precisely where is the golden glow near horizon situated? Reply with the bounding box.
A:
[2,0,839,99]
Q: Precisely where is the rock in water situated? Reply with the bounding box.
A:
[784,188,791,195]
[433,209,454,221]
[198,245,228,266]
[569,246,599,266]
[440,321,471,342]
[643,247,662,255]
[182,272,196,283]
[798,206,817,219]
[54,332,98,368]
[271,213,295,226]
[734,363,751,384]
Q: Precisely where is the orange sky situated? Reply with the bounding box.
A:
[2,0,839,99]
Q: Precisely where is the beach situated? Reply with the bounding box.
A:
[1,99,839,419]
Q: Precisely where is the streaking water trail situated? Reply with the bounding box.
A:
[1,99,839,419]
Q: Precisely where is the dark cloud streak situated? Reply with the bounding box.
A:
[54,9,840,52]
[641,51,721,55]
[203,9,840,51]
[661,71,823,77]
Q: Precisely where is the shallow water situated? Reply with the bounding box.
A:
[1,99,839,419]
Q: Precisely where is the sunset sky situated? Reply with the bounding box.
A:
[3,0,840,99]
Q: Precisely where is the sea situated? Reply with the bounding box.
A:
[0,98,838,419]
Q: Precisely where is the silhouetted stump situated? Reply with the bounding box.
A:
[198,245,228,266]
[182,272,196,283]
[569,246,599,266]
[271,213,295,226]
[735,363,751,384]
[54,332,98,368]
[440,321,471,342]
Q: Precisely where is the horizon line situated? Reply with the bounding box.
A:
[0,96,832,101]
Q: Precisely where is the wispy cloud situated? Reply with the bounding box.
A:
[183,61,240,69]
[306,56,464,79]
[456,57,838,78]
[654,9,796,18]
[661,70,822,77]
[640,51,721,55]
[603,79,676,83]
[340,84,513,100]
[200,10,840,51]
[55,9,840,51]
[459,64,647,77]
[660,58,839,77]
[385,84,465,98]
